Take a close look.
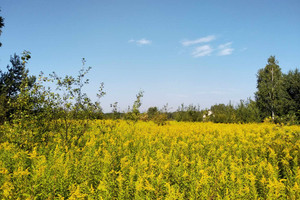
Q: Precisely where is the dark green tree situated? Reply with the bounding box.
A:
[209,103,236,123]
[0,53,35,97]
[255,56,285,120]
[0,52,36,123]
[282,68,300,121]
[147,106,159,119]
[235,98,261,123]
[174,104,202,122]
[0,9,4,47]
[146,106,168,125]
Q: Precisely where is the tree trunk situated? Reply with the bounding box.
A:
[271,67,275,120]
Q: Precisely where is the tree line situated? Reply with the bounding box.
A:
[0,10,299,126]
[1,53,298,125]
[103,56,300,125]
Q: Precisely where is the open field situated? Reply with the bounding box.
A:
[1,1,300,199]
[0,120,299,199]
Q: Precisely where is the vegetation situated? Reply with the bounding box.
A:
[168,56,299,124]
[0,52,36,124]
[282,69,300,122]
[255,56,286,120]
[0,121,299,199]
[0,8,300,199]
[0,9,4,47]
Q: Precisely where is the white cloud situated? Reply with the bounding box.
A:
[218,42,231,49]
[181,35,216,46]
[219,48,233,56]
[137,39,151,45]
[128,38,151,45]
[218,42,234,56]
[192,45,213,57]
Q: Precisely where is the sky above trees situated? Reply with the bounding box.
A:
[0,0,299,112]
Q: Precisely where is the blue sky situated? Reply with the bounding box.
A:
[0,0,299,112]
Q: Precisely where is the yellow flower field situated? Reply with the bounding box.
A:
[0,120,299,199]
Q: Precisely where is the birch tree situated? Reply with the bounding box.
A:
[255,56,285,120]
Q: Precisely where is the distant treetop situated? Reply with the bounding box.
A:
[0,9,4,47]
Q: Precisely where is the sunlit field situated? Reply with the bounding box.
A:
[0,120,299,199]
[1,0,300,199]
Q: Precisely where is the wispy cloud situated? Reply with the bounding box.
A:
[218,42,234,56]
[192,45,213,57]
[128,38,152,45]
[180,35,235,58]
[137,39,151,45]
[181,35,216,46]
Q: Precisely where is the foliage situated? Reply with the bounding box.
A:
[124,90,144,122]
[152,113,168,126]
[110,102,121,120]
[146,107,168,125]
[1,58,106,150]
[132,90,144,114]
[174,104,203,122]
[0,52,36,123]
[0,9,4,47]
[235,98,261,123]
[255,56,285,120]
[0,120,299,199]
[209,103,236,123]
[282,69,300,122]
[147,107,159,119]
[35,60,105,146]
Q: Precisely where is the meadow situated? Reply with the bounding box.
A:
[1,1,300,199]
[0,120,299,199]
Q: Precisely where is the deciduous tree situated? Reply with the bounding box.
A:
[283,68,300,121]
[255,56,285,120]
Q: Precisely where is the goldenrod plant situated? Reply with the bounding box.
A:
[0,121,299,199]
